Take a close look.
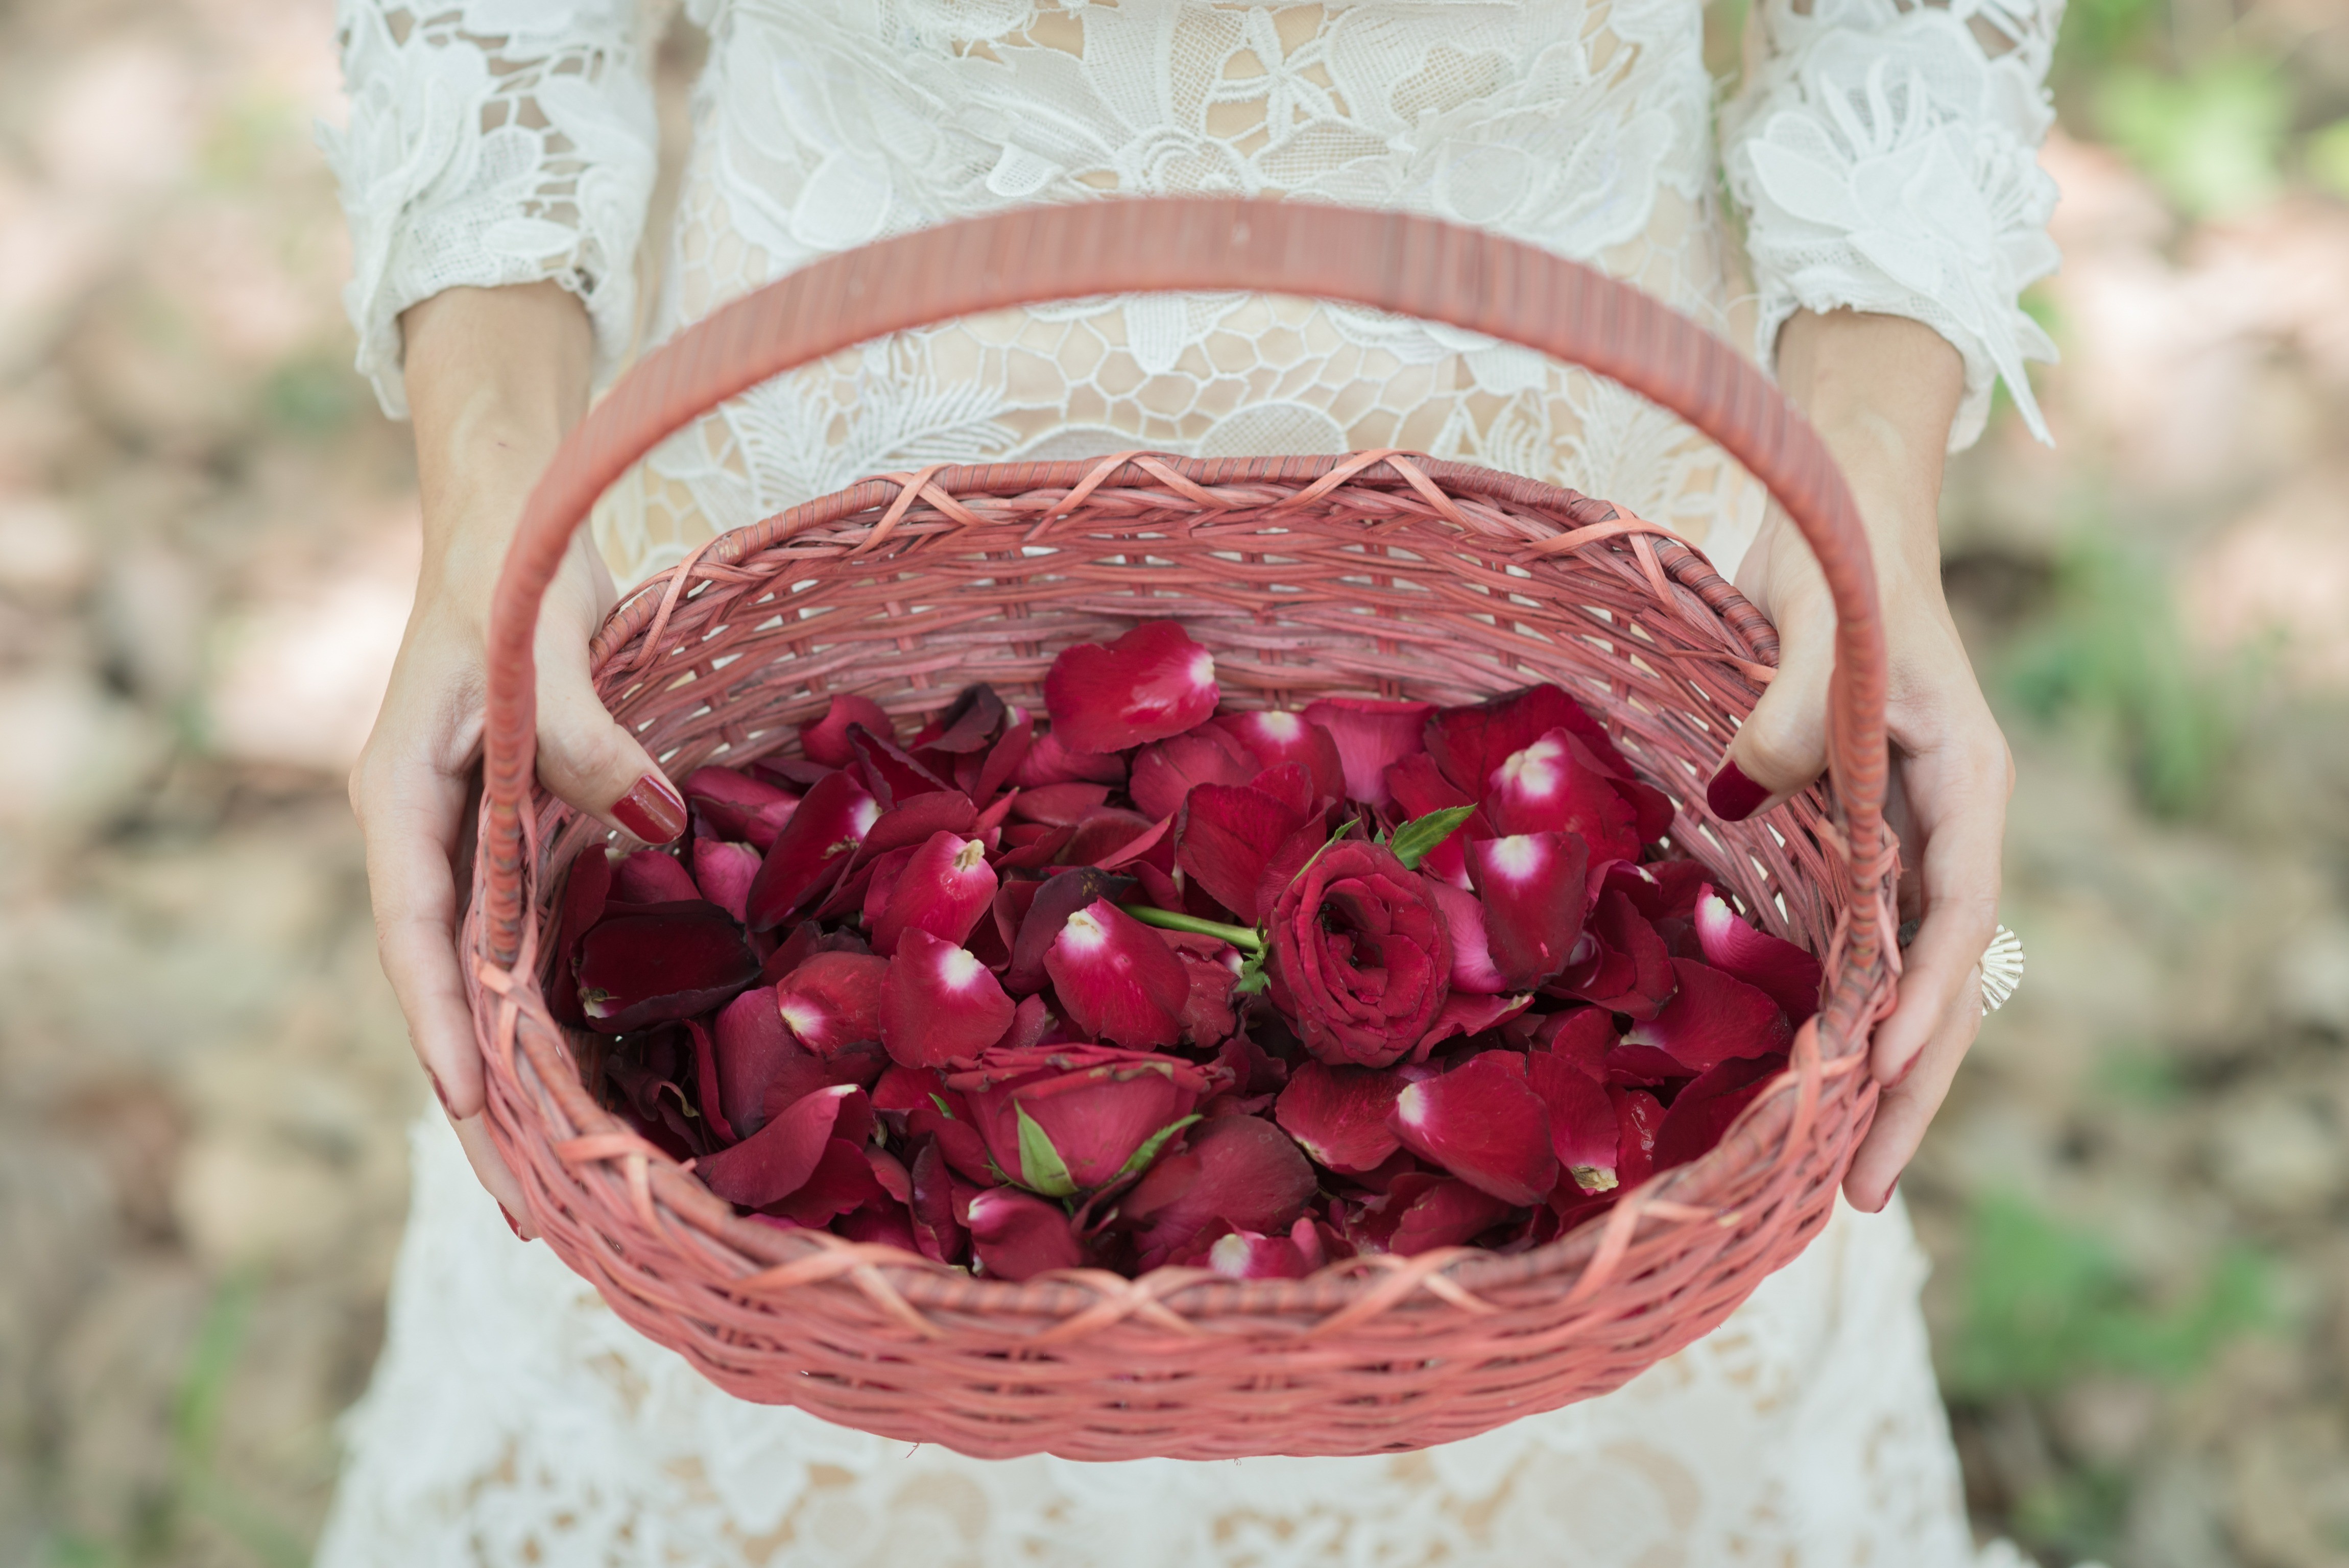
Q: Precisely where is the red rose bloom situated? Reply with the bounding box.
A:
[1266,840,1453,1068]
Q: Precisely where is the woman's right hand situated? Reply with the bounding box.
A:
[349,283,686,1237]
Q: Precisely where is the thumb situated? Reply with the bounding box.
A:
[535,655,686,842]
[1709,587,1834,823]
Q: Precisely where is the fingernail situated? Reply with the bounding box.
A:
[500,1205,526,1242]
[427,1070,452,1115]
[612,773,687,843]
[1706,759,1770,823]
[1886,1048,1923,1089]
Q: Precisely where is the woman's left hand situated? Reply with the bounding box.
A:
[1715,309,2015,1213]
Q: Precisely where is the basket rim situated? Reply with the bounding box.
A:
[473,451,1887,1334]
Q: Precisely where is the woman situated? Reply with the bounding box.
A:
[319,0,2045,1558]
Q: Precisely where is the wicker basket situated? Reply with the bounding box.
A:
[460,198,1899,1462]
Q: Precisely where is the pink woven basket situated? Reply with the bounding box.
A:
[460,198,1898,1462]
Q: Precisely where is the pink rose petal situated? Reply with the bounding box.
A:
[691,838,762,923]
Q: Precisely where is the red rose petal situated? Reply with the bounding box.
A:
[1009,782,1113,827]
[1525,1048,1618,1190]
[772,950,890,1056]
[1301,697,1433,809]
[1653,1054,1784,1172]
[799,694,893,767]
[1424,684,1627,797]
[1065,806,1165,870]
[1219,710,1346,806]
[1364,1173,1514,1257]
[682,765,800,850]
[975,714,1035,801]
[1416,990,1536,1053]
[556,848,613,959]
[965,1187,1085,1280]
[1693,884,1823,1026]
[769,1135,888,1225]
[871,831,998,956]
[1619,958,1792,1072]
[1607,858,1709,923]
[612,848,701,905]
[744,769,880,930]
[1484,730,1642,861]
[849,790,980,871]
[912,684,1007,755]
[1002,867,1134,997]
[1274,1059,1405,1173]
[1611,1085,1664,1188]
[847,723,954,809]
[907,1095,998,1186]
[1125,1115,1318,1269]
[1556,889,1676,1018]
[713,987,818,1137]
[967,1056,1205,1192]
[836,1200,920,1254]
[1203,1219,1325,1280]
[1424,880,1510,994]
[1465,831,1591,989]
[1129,725,1259,821]
[907,1138,970,1264]
[691,838,761,923]
[1011,728,1128,788]
[685,1018,738,1146]
[1531,1005,1618,1080]
[1043,898,1190,1049]
[1175,783,1309,923]
[576,901,759,1033]
[1387,1052,1559,1204]
[1043,621,1220,754]
[1247,760,1315,821]
[879,929,1017,1069]
[698,1083,872,1209]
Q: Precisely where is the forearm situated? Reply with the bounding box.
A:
[1773,309,1965,590]
[400,283,594,602]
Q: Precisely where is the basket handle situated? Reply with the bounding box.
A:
[479,199,1889,990]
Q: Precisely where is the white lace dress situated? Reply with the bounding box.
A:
[316,0,2065,1560]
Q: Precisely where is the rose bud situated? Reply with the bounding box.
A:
[1204,1216,1328,1280]
[1128,724,1259,821]
[1693,884,1823,1026]
[1274,1060,1406,1174]
[870,831,998,956]
[1218,709,1346,805]
[1264,840,1452,1069]
[1653,1054,1784,1172]
[697,1083,874,1209]
[744,770,880,930]
[1525,1049,1620,1192]
[879,930,1017,1069]
[773,951,889,1056]
[1124,1115,1319,1269]
[965,1188,1085,1280]
[1301,697,1433,809]
[1388,1052,1559,1205]
[1174,783,1310,923]
[576,901,759,1033]
[1483,730,1641,862]
[1464,831,1591,990]
[799,693,894,768]
[612,849,701,904]
[682,765,799,850]
[1044,621,1220,754]
[1619,958,1791,1074]
[691,838,762,924]
[960,1050,1209,1194]
[1043,899,1190,1050]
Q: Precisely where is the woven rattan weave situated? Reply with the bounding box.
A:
[458,199,1899,1461]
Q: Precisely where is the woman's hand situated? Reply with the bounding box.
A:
[1719,309,2014,1214]
[349,284,686,1236]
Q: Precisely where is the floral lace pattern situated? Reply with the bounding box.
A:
[318,1115,2033,1568]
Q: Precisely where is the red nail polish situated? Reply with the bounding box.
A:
[1707,759,1770,823]
[428,1071,452,1115]
[500,1205,526,1241]
[1886,1048,1923,1088]
[612,774,687,843]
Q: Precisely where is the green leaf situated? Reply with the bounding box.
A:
[1388,805,1476,870]
[929,1092,956,1119]
[1231,947,1271,995]
[1118,1115,1202,1180]
[1015,1105,1078,1197]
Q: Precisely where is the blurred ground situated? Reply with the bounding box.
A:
[0,0,2345,1564]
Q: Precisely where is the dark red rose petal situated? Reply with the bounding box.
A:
[847,723,954,809]
[744,769,880,930]
[799,694,894,768]
[1044,898,1189,1050]
[685,1018,738,1146]
[697,1083,872,1209]
[879,929,1017,1069]
[836,1200,920,1255]
[906,1139,969,1264]
[1555,889,1676,1019]
[1219,710,1346,806]
[1301,697,1433,809]
[1360,1173,1515,1257]
[691,838,761,923]
[1693,884,1824,1026]
[1175,783,1309,923]
[1125,1115,1319,1268]
[682,765,800,850]
[1610,1086,1664,1188]
[773,950,890,1056]
[1002,867,1134,997]
[576,901,759,1033]
[967,1057,1205,1193]
[1525,1048,1618,1191]
[1465,830,1591,989]
[1652,1054,1785,1172]
[907,1095,998,1185]
[1619,958,1791,1073]
[1009,782,1113,827]
[769,1135,888,1225]
[1531,1005,1618,1081]
[612,848,701,905]
[912,683,1007,755]
[965,1187,1085,1280]
[1044,620,1220,754]
[1129,725,1259,821]
[1274,1059,1405,1173]
[1387,1052,1559,1204]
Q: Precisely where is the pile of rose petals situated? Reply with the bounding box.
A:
[556,621,1823,1281]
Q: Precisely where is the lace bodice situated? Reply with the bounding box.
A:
[323,0,2060,587]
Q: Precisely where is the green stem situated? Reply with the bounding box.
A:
[1120,903,1264,953]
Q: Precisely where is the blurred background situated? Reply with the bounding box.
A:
[0,0,2345,1562]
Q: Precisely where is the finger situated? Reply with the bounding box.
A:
[359,751,492,1116]
[1709,578,1834,823]
[531,548,685,844]
[1845,961,1981,1211]
[1871,742,2006,1085]
[449,1107,539,1240]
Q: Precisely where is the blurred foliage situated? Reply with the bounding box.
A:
[1942,1191,2272,1400]
[2003,526,2246,818]
[2099,58,2290,216]
[44,1274,307,1568]
[2308,117,2349,199]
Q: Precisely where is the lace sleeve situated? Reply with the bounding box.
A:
[1721,0,2064,448]
[320,0,661,418]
